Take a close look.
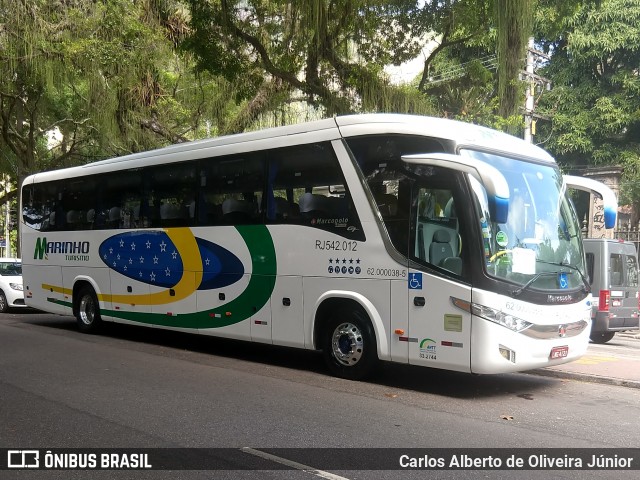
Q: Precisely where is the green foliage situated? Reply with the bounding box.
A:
[0,0,238,184]
[183,0,437,128]
[495,0,535,120]
[536,0,640,208]
[6,0,638,223]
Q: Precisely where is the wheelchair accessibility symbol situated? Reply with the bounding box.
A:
[558,272,568,289]
[409,273,422,290]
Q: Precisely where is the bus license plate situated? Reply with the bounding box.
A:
[550,346,569,359]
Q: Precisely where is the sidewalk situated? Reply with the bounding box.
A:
[530,332,640,388]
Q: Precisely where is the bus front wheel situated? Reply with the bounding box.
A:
[76,286,102,334]
[322,310,378,380]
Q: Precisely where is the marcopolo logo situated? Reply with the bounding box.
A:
[34,237,90,261]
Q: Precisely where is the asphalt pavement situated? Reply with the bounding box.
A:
[531,331,640,389]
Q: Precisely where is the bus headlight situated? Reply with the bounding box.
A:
[9,283,23,291]
[471,303,532,332]
[451,297,533,332]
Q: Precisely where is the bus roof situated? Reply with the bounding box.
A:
[335,114,554,163]
[25,114,554,184]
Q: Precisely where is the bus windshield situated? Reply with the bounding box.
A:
[461,149,587,291]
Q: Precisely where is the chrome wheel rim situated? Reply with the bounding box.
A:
[331,322,364,366]
[79,295,95,325]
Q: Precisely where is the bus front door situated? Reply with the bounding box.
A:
[407,271,472,373]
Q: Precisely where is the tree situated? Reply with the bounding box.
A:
[495,0,535,121]
[536,0,640,209]
[184,0,540,134]
[183,0,438,133]
[0,0,237,182]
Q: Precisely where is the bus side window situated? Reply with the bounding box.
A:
[267,142,364,240]
[199,152,265,226]
[414,186,462,275]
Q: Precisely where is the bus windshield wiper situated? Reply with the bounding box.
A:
[511,271,559,297]
[536,259,590,293]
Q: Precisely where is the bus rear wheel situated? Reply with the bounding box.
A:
[76,286,102,334]
[322,310,377,380]
[590,331,615,344]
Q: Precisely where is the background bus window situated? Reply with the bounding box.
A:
[148,163,198,227]
[62,177,99,230]
[100,171,144,229]
[23,182,59,231]
[199,153,265,225]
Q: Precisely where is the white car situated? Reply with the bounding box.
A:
[0,258,26,313]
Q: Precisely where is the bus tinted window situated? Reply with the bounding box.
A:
[345,134,447,256]
[24,181,63,232]
[24,141,362,240]
[149,163,198,227]
[199,153,265,225]
[99,170,144,229]
[266,143,364,240]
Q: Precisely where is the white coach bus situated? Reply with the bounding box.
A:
[20,114,617,379]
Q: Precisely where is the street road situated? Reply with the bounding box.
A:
[1,311,638,480]
[590,331,640,355]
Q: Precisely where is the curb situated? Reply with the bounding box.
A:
[529,368,640,389]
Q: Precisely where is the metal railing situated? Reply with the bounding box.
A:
[612,224,640,253]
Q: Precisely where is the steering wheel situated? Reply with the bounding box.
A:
[489,250,510,262]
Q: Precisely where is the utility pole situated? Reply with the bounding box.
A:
[524,38,535,143]
[522,37,551,143]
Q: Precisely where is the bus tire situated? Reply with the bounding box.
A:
[76,286,102,334]
[590,331,615,344]
[322,309,378,380]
